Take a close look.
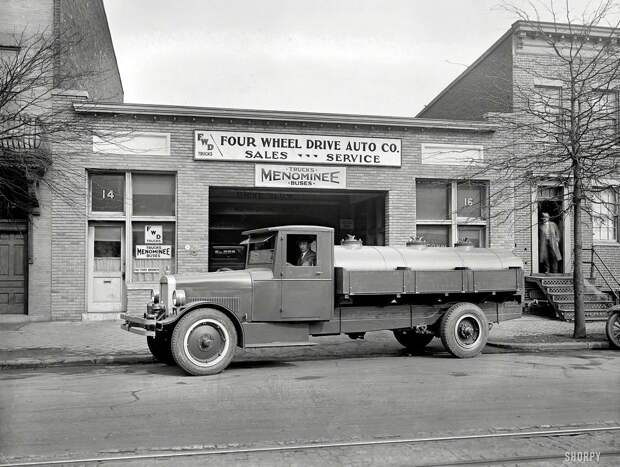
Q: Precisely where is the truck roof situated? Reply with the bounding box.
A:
[242,225,334,235]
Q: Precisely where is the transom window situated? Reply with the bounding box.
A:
[416,180,488,247]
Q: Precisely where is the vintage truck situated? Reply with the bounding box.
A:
[121,225,524,376]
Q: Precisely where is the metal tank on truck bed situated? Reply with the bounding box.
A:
[120,225,524,376]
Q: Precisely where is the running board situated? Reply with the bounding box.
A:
[244,342,318,348]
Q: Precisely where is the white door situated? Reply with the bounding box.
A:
[88,224,125,312]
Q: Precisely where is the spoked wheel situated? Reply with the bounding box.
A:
[606,311,620,349]
[393,329,434,352]
[147,331,174,364]
[440,302,489,358]
[171,308,237,376]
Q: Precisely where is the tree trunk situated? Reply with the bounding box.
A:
[573,178,586,338]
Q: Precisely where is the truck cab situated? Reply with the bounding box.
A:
[245,226,334,321]
[121,225,524,376]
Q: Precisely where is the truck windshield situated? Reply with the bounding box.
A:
[246,234,276,265]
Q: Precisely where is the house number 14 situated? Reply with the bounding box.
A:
[102,189,115,200]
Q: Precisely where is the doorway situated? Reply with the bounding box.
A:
[0,226,27,314]
[208,188,386,271]
[533,186,568,274]
[88,223,125,312]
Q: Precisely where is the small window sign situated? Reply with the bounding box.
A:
[136,245,172,259]
[145,225,163,244]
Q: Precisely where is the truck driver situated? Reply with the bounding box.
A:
[296,236,317,266]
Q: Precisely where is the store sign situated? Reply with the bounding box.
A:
[195,130,401,167]
[134,267,161,273]
[145,225,163,244]
[255,164,346,189]
[136,245,172,259]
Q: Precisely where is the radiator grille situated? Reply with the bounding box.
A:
[187,296,240,313]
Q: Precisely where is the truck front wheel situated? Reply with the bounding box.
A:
[171,308,238,376]
[440,302,488,358]
[393,329,434,352]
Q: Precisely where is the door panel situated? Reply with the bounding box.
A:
[88,224,125,312]
[0,230,26,314]
[281,231,333,320]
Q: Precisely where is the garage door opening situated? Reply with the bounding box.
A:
[209,187,386,271]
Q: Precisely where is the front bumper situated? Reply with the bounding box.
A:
[120,313,157,337]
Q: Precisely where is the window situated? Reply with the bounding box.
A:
[89,172,176,282]
[534,86,563,130]
[247,235,276,266]
[416,181,450,220]
[416,180,488,247]
[287,234,318,266]
[592,188,618,242]
[132,174,175,216]
[593,91,619,141]
[91,174,124,213]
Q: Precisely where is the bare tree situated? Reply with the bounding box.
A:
[0,28,124,217]
[475,1,620,338]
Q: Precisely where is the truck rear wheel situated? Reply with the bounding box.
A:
[147,331,174,365]
[171,308,237,376]
[440,302,488,358]
[393,329,434,352]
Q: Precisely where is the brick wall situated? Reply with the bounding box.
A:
[417,34,513,121]
[57,0,124,102]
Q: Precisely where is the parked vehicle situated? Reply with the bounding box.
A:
[606,307,620,349]
[121,226,524,375]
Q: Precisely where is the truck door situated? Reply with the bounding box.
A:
[280,231,333,320]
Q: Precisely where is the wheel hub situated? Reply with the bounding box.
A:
[455,315,481,348]
[186,323,225,363]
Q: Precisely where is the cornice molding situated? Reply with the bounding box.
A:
[73,102,496,132]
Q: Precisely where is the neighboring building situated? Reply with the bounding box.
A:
[418,21,620,286]
[0,0,123,318]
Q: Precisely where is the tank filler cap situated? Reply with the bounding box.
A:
[406,236,427,249]
[341,234,363,249]
[455,238,474,251]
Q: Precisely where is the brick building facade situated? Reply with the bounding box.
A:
[4,13,618,321]
[0,0,123,319]
[418,21,620,288]
[41,96,511,320]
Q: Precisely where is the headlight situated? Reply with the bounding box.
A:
[151,289,160,304]
[172,289,186,307]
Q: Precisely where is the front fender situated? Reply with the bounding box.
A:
[160,301,245,347]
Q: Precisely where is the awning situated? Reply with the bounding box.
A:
[240,233,274,245]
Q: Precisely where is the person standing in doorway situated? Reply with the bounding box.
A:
[539,212,562,273]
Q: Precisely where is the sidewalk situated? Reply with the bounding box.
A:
[0,314,612,370]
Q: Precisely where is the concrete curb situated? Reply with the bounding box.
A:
[487,340,612,351]
[0,353,154,370]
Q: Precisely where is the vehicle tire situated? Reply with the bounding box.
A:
[393,329,434,351]
[171,308,237,376]
[147,332,174,365]
[440,302,489,358]
[606,311,620,349]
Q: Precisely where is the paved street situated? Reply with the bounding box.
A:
[1,349,619,466]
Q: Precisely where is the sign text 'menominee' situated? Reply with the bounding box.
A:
[194,131,401,167]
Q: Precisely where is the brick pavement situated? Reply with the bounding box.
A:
[0,314,612,369]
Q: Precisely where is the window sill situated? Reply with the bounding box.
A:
[593,241,620,247]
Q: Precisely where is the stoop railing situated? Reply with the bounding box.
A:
[583,247,620,305]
